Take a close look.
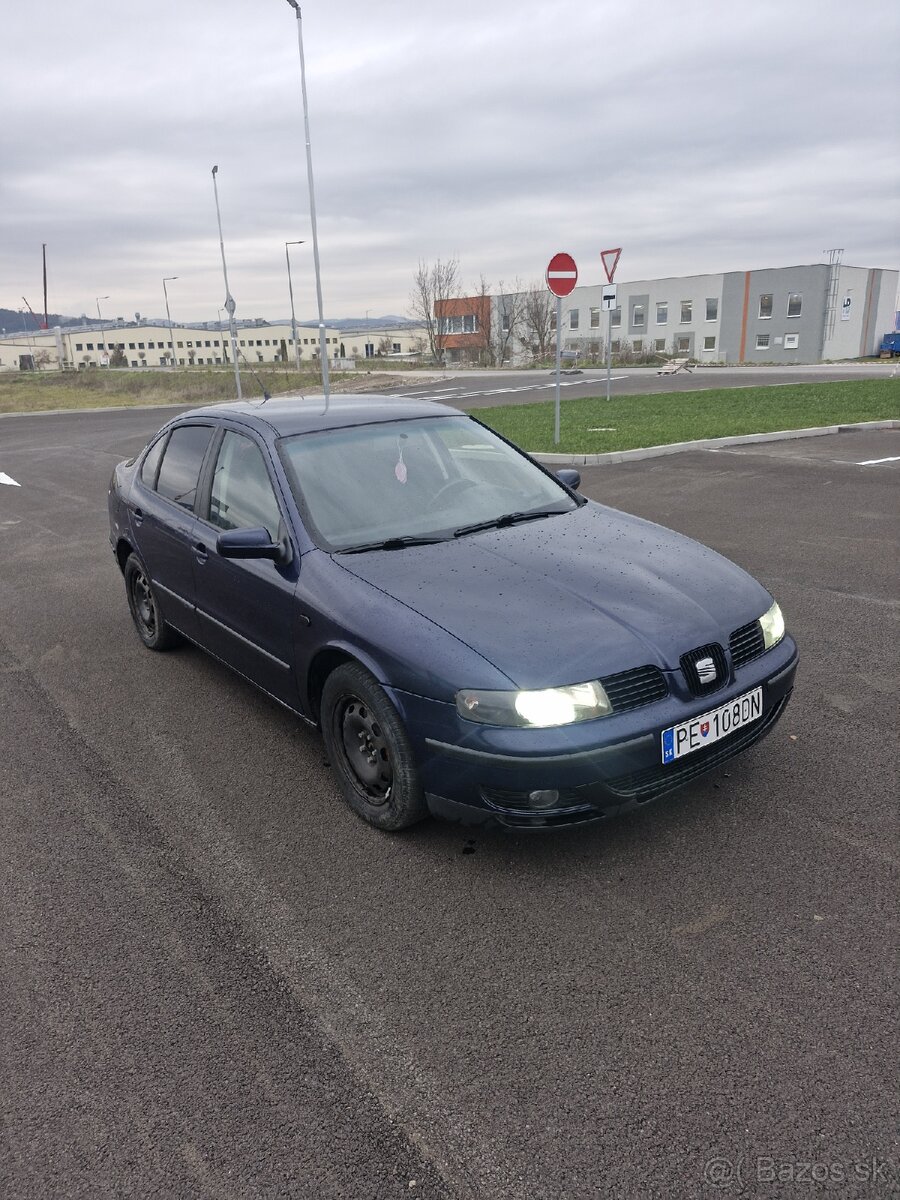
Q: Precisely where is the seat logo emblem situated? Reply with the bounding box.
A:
[696,656,717,683]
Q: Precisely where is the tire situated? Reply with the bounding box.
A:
[321,662,427,831]
[124,553,182,651]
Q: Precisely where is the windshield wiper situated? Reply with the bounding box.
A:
[453,509,567,539]
[338,534,450,554]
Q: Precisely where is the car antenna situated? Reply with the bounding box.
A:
[237,348,271,404]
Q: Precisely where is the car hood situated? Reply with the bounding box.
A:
[334,502,772,689]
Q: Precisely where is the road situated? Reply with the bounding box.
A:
[0,409,897,1198]
[382,362,898,410]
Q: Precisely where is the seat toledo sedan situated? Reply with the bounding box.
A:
[108,396,798,831]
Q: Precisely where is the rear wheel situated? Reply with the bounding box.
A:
[124,553,181,651]
[321,663,427,831]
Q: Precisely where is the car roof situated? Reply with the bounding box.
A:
[181,394,464,437]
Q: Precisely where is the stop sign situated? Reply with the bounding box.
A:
[546,252,578,297]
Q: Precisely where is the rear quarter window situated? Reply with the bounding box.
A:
[155,425,213,511]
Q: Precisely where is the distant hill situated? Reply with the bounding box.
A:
[0,306,96,333]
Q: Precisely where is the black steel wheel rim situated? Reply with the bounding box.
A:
[132,570,157,637]
[337,695,393,804]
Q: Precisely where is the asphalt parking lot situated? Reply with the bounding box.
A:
[0,410,897,1198]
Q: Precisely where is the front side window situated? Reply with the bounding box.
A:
[787,293,802,318]
[759,294,773,319]
[208,431,282,538]
[706,298,718,321]
[279,416,577,552]
[680,301,692,323]
[155,425,212,511]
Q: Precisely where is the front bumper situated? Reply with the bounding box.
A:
[388,636,799,829]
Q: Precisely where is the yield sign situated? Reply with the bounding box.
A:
[546,252,578,297]
[601,247,622,283]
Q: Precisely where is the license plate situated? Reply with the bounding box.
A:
[661,687,762,763]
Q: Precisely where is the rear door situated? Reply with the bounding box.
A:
[129,423,214,640]
[192,427,301,708]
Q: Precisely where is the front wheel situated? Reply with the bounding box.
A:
[124,553,181,651]
[321,663,427,831]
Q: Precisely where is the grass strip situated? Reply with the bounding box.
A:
[469,380,900,455]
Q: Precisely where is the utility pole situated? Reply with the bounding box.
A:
[211,165,242,400]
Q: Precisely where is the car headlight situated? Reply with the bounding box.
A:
[759,600,785,649]
[456,680,612,728]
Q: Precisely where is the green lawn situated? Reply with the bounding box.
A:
[0,366,402,414]
[470,379,900,455]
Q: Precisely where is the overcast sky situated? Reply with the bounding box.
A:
[1,0,898,325]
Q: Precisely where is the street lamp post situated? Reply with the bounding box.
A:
[284,0,330,408]
[96,295,109,366]
[210,165,243,400]
[162,276,178,368]
[365,309,371,360]
[285,240,304,372]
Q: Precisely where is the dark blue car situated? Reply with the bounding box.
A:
[108,396,798,831]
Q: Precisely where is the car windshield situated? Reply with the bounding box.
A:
[278,415,578,552]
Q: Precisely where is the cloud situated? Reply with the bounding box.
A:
[0,0,897,322]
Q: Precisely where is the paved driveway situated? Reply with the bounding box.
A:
[0,413,896,1198]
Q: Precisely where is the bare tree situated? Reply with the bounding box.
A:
[377,335,394,356]
[521,280,554,362]
[494,278,526,366]
[409,257,460,363]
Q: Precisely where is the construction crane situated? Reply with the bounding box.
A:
[21,297,44,330]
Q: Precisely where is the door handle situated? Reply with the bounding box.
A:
[194,540,208,563]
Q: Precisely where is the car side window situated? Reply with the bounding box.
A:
[155,425,212,511]
[208,431,283,538]
[140,434,167,488]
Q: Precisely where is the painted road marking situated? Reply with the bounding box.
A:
[855,456,900,466]
[0,472,21,487]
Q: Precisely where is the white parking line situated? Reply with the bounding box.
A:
[855,456,900,466]
[0,472,21,486]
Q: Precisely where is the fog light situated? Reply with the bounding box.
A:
[528,789,560,810]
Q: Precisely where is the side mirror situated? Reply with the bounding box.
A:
[555,468,581,492]
[216,527,289,563]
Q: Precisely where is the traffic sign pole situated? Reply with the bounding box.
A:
[554,295,562,444]
[601,248,622,403]
[545,253,578,447]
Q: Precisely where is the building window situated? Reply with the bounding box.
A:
[611,339,621,352]
[177,341,183,348]
[656,302,668,324]
[186,341,193,348]
[501,310,510,332]
[759,294,773,319]
[784,333,800,349]
[680,301,692,323]
[463,314,479,333]
[654,338,667,352]
[393,342,401,353]
[75,343,83,351]
[787,294,802,318]
[550,310,557,331]
[569,309,579,330]
[86,343,94,351]
[590,307,600,328]
[756,333,770,350]
[676,335,691,353]
[705,298,718,321]
[704,335,717,350]
[632,304,645,328]
[633,338,643,352]
[610,307,621,328]
[263,340,269,347]
[138,343,145,350]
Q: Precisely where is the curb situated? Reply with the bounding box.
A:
[535,420,900,465]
